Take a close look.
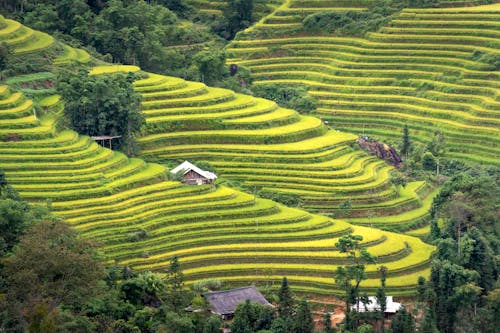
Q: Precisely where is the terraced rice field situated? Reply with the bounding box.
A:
[186,0,284,19]
[227,2,500,165]
[0,85,434,296]
[0,14,90,65]
[115,67,438,232]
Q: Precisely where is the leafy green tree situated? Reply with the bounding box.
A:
[231,299,275,333]
[334,234,376,331]
[322,311,334,333]
[252,84,318,113]
[121,271,166,306]
[270,316,294,333]
[294,298,314,333]
[419,307,438,333]
[375,266,387,329]
[27,301,58,333]
[231,300,255,333]
[112,319,141,333]
[0,42,11,74]
[338,199,352,218]
[165,255,188,312]
[277,277,295,319]
[427,130,446,177]
[429,259,479,333]
[0,198,49,258]
[2,220,105,330]
[193,47,227,85]
[390,170,407,193]
[223,0,254,39]
[390,307,415,333]
[356,323,374,333]
[422,152,436,171]
[400,124,412,159]
[164,312,195,333]
[203,315,222,333]
[57,70,143,155]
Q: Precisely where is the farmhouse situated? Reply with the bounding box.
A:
[203,286,273,320]
[351,296,402,317]
[170,160,217,185]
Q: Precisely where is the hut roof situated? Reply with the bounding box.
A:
[204,286,272,315]
[91,135,122,140]
[171,161,217,180]
[351,296,402,314]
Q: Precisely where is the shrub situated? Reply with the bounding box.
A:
[303,1,405,36]
[252,84,317,113]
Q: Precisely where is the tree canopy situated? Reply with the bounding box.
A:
[57,69,143,155]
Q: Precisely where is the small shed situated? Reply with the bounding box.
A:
[170,161,217,185]
[204,286,273,320]
[351,296,402,317]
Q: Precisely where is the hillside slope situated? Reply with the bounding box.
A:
[0,17,436,296]
[227,1,500,165]
[0,84,434,296]
[131,68,437,233]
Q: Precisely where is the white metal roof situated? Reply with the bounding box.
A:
[351,296,402,313]
[170,161,217,180]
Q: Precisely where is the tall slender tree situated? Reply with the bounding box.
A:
[277,277,295,319]
[400,124,412,160]
[294,298,314,333]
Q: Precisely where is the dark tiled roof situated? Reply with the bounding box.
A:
[204,286,272,315]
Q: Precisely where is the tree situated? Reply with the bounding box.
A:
[429,259,479,333]
[230,300,255,333]
[193,47,227,85]
[294,298,314,333]
[0,196,49,258]
[270,316,294,333]
[164,312,195,333]
[390,170,407,193]
[223,0,254,39]
[334,234,376,331]
[322,311,333,333]
[27,301,58,333]
[427,130,446,178]
[120,271,166,306]
[2,220,105,329]
[0,42,11,74]
[338,199,352,218]
[277,277,295,319]
[203,315,222,333]
[165,255,188,312]
[419,307,438,333]
[375,266,387,330]
[356,323,374,333]
[390,307,415,333]
[56,69,143,155]
[231,299,274,333]
[400,124,412,160]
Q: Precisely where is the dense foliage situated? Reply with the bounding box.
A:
[252,84,318,113]
[303,0,406,36]
[56,70,143,154]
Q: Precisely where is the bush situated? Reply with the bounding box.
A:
[303,0,405,36]
[252,84,317,113]
[471,50,500,70]
[422,152,437,171]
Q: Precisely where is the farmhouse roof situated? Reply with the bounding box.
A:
[170,161,217,180]
[203,286,273,315]
[91,135,122,140]
[351,296,402,314]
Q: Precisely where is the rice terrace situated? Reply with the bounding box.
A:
[0,1,498,332]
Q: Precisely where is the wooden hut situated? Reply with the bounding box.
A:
[170,161,217,185]
[203,286,273,320]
